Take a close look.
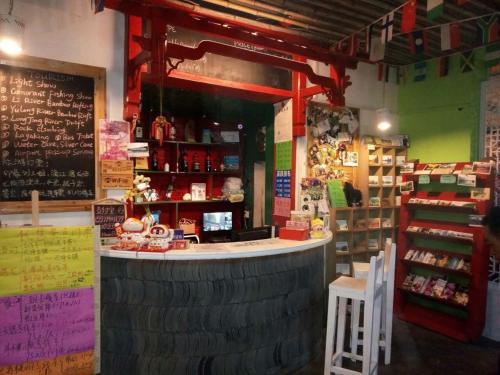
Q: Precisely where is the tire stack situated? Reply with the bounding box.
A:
[101,247,324,374]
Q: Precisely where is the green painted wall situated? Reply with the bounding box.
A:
[399,50,488,163]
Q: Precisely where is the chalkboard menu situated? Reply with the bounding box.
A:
[167,25,292,90]
[0,64,96,203]
[93,203,126,238]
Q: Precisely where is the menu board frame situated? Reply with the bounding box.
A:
[0,54,105,213]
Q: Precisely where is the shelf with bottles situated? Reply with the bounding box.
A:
[134,169,241,176]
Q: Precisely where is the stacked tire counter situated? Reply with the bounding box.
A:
[101,246,324,375]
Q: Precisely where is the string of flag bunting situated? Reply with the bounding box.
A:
[335,0,499,63]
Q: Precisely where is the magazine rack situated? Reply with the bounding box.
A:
[395,161,494,341]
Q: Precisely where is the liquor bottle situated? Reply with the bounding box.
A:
[205,150,212,172]
[169,116,176,141]
[179,149,189,172]
[151,150,158,170]
[166,177,175,200]
[133,113,143,139]
[192,152,200,172]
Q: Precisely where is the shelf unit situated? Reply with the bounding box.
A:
[395,162,494,341]
[131,135,244,235]
[332,141,407,277]
[331,206,398,274]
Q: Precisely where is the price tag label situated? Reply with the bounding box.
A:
[440,175,457,184]
[418,175,430,184]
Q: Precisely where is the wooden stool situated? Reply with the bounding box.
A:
[351,240,396,365]
[324,252,384,375]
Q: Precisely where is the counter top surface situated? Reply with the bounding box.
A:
[100,232,332,260]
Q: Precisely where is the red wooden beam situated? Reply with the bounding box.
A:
[164,40,343,94]
[104,0,357,69]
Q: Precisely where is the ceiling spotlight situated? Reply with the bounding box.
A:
[376,108,392,131]
[0,1,24,56]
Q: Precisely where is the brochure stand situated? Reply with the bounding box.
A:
[395,161,494,341]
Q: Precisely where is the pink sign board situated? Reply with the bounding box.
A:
[274,197,291,217]
[0,288,94,366]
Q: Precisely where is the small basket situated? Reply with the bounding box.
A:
[178,218,196,234]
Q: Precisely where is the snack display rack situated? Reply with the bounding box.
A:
[395,161,494,341]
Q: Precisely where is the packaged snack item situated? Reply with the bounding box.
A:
[402,274,416,289]
[423,276,438,296]
[431,278,447,298]
[453,286,469,306]
[411,276,427,292]
[436,255,449,268]
[405,249,415,260]
[442,282,456,300]
[446,257,459,269]
[411,251,421,261]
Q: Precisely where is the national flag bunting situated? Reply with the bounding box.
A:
[408,30,428,55]
[365,25,373,54]
[402,0,417,33]
[348,34,359,57]
[485,43,500,75]
[377,63,384,81]
[438,56,450,77]
[477,15,499,44]
[427,0,444,21]
[414,61,427,82]
[441,22,461,51]
[460,51,475,73]
[370,36,386,61]
[381,12,394,44]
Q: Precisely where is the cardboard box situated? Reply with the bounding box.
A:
[279,227,309,241]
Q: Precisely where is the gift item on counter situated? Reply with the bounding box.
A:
[290,211,312,228]
[178,218,196,234]
[222,177,244,202]
[286,220,310,229]
[279,227,309,241]
[310,217,325,239]
[111,221,172,252]
[171,239,190,250]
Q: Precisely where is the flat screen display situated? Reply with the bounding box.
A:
[203,212,233,232]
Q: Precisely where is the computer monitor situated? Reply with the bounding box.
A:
[202,212,233,232]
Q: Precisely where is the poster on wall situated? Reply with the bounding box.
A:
[275,170,291,198]
[99,119,130,160]
[274,99,292,143]
[276,141,292,170]
[274,197,291,217]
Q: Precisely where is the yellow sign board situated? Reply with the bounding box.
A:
[0,226,94,297]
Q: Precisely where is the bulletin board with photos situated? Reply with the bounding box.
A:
[306,102,360,185]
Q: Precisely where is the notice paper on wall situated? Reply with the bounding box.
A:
[0,227,94,297]
[276,141,292,170]
[274,99,292,143]
[274,197,291,217]
[275,170,291,198]
[0,288,94,366]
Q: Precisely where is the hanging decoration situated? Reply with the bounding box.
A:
[438,56,450,77]
[409,30,428,55]
[332,0,498,67]
[460,51,475,73]
[427,0,444,21]
[440,22,461,51]
[381,12,394,44]
[401,0,417,33]
[477,14,499,44]
[414,61,427,82]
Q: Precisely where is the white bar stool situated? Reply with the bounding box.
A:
[324,251,384,375]
[351,239,396,365]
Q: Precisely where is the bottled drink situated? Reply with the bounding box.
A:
[192,152,200,172]
[169,116,176,141]
[205,150,212,172]
[166,177,175,200]
[151,150,158,170]
[133,113,143,139]
[180,149,189,172]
